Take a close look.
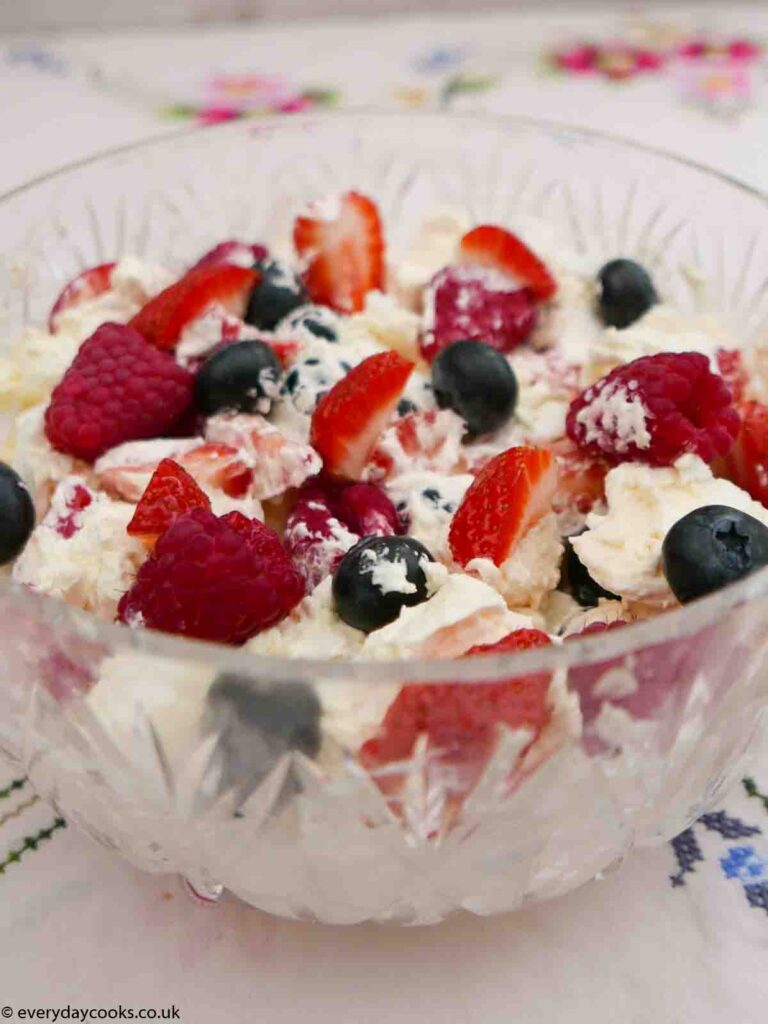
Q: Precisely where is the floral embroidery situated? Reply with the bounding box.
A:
[162,74,339,125]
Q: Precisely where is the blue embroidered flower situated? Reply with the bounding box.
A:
[720,845,768,883]
[5,46,67,75]
[413,47,465,75]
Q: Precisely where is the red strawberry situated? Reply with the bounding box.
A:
[716,348,748,404]
[359,628,552,798]
[293,191,385,314]
[550,438,609,518]
[310,351,414,479]
[178,442,253,499]
[191,240,268,271]
[719,399,768,506]
[130,264,259,350]
[449,446,557,567]
[365,408,466,481]
[49,263,115,334]
[459,225,557,302]
[44,323,194,462]
[127,458,211,543]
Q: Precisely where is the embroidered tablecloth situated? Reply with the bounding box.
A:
[2,5,768,1021]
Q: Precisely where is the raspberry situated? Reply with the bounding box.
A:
[45,323,194,462]
[117,508,305,645]
[566,352,740,466]
[284,476,400,589]
[420,265,537,363]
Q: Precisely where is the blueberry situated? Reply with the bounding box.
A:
[333,535,435,633]
[0,462,34,565]
[597,259,658,329]
[280,351,350,415]
[562,534,618,608]
[662,504,768,604]
[195,340,282,415]
[397,398,417,417]
[421,488,441,504]
[431,340,517,437]
[245,260,307,330]
[204,674,321,802]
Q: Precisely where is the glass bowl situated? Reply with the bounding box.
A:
[2,113,768,925]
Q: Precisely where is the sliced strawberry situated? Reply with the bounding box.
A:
[293,191,385,314]
[359,628,552,800]
[191,240,268,271]
[365,408,466,481]
[718,399,768,506]
[716,348,747,403]
[127,458,211,543]
[49,263,116,334]
[130,264,259,350]
[449,446,557,567]
[205,413,322,499]
[178,442,253,499]
[459,225,557,302]
[550,437,609,517]
[310,351,414,479]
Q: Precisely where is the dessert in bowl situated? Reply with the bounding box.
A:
[2,114,768,924]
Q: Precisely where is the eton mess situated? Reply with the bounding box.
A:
[2,192,768,815]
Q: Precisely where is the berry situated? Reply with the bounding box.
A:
[332,535,435,632]
[130,264,258,350]
[44,323,194,462]
[458,225,557,301]
[716,349,747,404]
[0,462,35,564]
[718,400,768,506]
[550,438,609,518]
[177,442,253,498]
[126,458,211,543]
[449,446,557,567]
[359,628,552,790]
[284,476,399,589]
[661,504,768,604]
[431,339,518,437]
[205,413,321,500]
[365,408,465,481]
[334,482,402,537]
[566,352,740,467]
[562,533,618,607]
[276,304,340,343]
[191,240,268,270]
[205,674,321,800]
[293,192,385,314]
[597,259,658,329]
[195,340,282,416]
[117,508,305,645]
[420,265,537,363]
[49,263,115,334]
[310,351,414,479]
[284,485,357,589]
[244,259,307,330]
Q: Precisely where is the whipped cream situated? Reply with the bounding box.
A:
[466,513,564,611]
[339,290,421,361]
[390,207,469,310]
[247,576,364,660]
[572,455,768,606]
[386,470,473,564]
[360,574,533,660]
[13,476,145,617]
[10,404,82,510]
[574,379,652,454]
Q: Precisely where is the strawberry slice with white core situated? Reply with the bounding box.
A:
[310,351,414,480]
[205,413,322,500]
[364,408,466,482]
[49,263,116,334]
[459,225,557,302]
[449,446,557,567]
[130,264,259,350]
[293,191,385,314]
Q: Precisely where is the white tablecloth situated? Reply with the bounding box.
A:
[2,6,768,1020]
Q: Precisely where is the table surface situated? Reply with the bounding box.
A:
[3,6,768,1021]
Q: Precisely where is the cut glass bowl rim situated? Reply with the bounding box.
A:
[2,109,767,686]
